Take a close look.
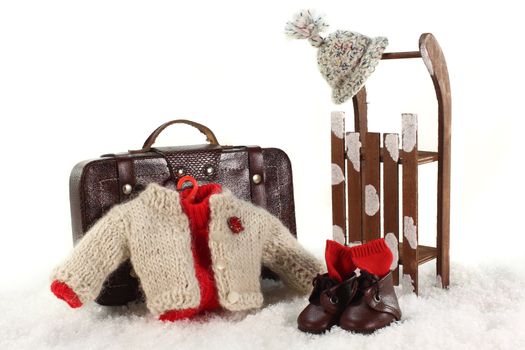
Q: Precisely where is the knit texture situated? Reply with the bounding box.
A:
[285,10,388,104]
[324,238,394,281]
[174,183,221,319]
[350,238,392,278]
[51,183,322,316]
[318,30,388,104]
[325,239,356,282]
[50,281,82,308]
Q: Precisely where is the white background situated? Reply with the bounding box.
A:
[1,0,524,291]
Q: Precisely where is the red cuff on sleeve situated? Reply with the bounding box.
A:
[50,280,83,308]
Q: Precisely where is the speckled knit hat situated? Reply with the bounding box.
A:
[285,9,388,104]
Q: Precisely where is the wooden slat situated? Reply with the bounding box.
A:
[331,111,347,245]
[352,88,368,134]
[383,133,400,285]
[402,113,419,294]
[420,33,451,289]
[346,132,362,243]
[365,149,438,164]
[381,51,422,60]
[416,150,439,165]
[362,132,381,242]
[398,244,436,266]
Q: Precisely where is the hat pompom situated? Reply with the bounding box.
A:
[285,9,328,47]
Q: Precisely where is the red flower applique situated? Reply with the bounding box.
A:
[227,216,244,234]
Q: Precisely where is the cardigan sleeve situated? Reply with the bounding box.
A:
[261,212,323,294]
[50,207,130,306]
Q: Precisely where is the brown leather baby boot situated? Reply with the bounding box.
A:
[297,273,358,334]
[339,271,401,334]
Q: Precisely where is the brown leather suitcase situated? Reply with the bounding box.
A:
[69,120,297,306]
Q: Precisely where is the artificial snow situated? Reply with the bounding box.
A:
[385,232,399,270]
[332,225,345,244]
[402,114,417,153]
[2,263,525,350]
[436,275,443,289]
[331,163,344,185]
[365,185,380,216]
[400,274,415,295]
[403,216,418,249]
[384,134,399,162]
[345,133,361,172]
[330,111,345,139]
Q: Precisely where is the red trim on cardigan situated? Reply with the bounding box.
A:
[160,183,222,321]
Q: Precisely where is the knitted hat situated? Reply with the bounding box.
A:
[285,10,388,104]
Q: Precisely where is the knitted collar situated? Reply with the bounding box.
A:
[139,182,231,213]
[180,183,222,226]
[180,183,222,205]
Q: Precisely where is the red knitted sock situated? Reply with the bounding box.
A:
[325,240,356,282]
[50,280,82,308]
[349,238,393,277]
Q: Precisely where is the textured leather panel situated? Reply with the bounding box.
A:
[69,145,296,305]
[262,148,297,235]
[161,148,222,183]
[73,159,119,238]
[217,150,251,201]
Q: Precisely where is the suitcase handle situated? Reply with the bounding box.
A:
[131,119,220,153]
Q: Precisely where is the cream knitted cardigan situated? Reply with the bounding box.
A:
[52,183,322,315]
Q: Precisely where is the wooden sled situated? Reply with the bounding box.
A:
[331,33,451,295]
